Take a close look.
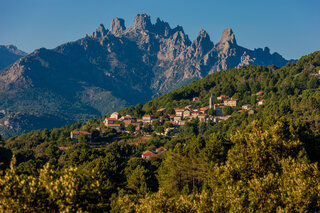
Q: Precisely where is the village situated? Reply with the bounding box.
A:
[70,92,268,158]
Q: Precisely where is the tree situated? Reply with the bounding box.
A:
[222,106,233,115]
[126,165,150,194]
[143,124,153,133]
[156,126,165,134]
[127,124,136,134]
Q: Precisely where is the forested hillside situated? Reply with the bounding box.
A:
[0,51,319,212]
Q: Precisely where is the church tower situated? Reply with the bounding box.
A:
[209,94,214,109]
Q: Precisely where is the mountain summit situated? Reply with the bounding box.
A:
[0,45,27,70]
[0,14,292,137]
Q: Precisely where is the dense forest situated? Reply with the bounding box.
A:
[0,51,319,212]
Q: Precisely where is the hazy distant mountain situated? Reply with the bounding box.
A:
[0,14,293,137]
[0,45,27,70]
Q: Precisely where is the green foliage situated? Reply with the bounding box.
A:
[1,51,320,211]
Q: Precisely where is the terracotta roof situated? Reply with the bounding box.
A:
[156,147,167,152]
[106,118,117,121]
[218,95,229,98]
[174,108,185,112]
[142,151,156,156]
[71,131,91,135]
[169,114,175,118]
[200,106,209,111]
[107,124,121,127]
[256,91,264,95]
[242,104,251,107]
[143,115,154,118]
[259,99,267,102]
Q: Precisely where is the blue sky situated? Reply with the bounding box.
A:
[0,0,319,59]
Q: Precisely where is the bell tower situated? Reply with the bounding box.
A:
[209,94,214,109]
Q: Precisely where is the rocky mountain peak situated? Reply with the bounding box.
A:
[219,28,236,45]
[133,14,153,31]
[154,18,171,37]
[190,29,214,56]
[92,24,108,38]
[110,17,126,35]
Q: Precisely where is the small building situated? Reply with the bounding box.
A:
[242,104,253,110]
[174,116,182,123]
[107,123,121,132]
[200,106,209,114]
[110,112,120,120]
[141,151,156,159]
[174,108,185,117]
[192,97,199,102]
[198,114,209,123]
[224,99,239,107]
[104,118,117,126]
[132,122,142,131]
[142,115,155,123]
[183,109,191,118]
[70,131,92,142]
[217,95,229,101]
[258,99,267,106]
[255,91,264,96]
[156,147,167,153]
[123,119,133,127]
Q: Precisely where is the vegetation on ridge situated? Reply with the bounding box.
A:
[0,51,319,212]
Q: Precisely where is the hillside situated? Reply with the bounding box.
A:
[0,45,27,70]
[0,14,292,138]
[0,50,319,212]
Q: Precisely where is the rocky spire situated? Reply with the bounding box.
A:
[193,29,214,54]
[219,28,236,45]
[133,14,153,30]
[92,24,108,38]
[110,17,126,35]
[154,18,171,36]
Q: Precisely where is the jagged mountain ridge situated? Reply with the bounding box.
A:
[0,14,291,137]
[0,45,27,70]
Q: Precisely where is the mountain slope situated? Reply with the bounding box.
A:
[0,45,27,70]
[0,14,292,137]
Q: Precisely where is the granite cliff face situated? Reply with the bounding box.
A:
[0,45,27,70]
[0,14,292,137]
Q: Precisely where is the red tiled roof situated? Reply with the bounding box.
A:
[169,114,175,118]
[142,151,156,156]
[106,118,117,121]
[200,106,209,111]
[256,91,264,95]
[218,95,229,98]
[174,108,185,112]
[259,99,267,102]
[156,146,167,151]
[143,115,154,118]
[71,131,91,135]
[225,98,238,102]
[107,124,121,127]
